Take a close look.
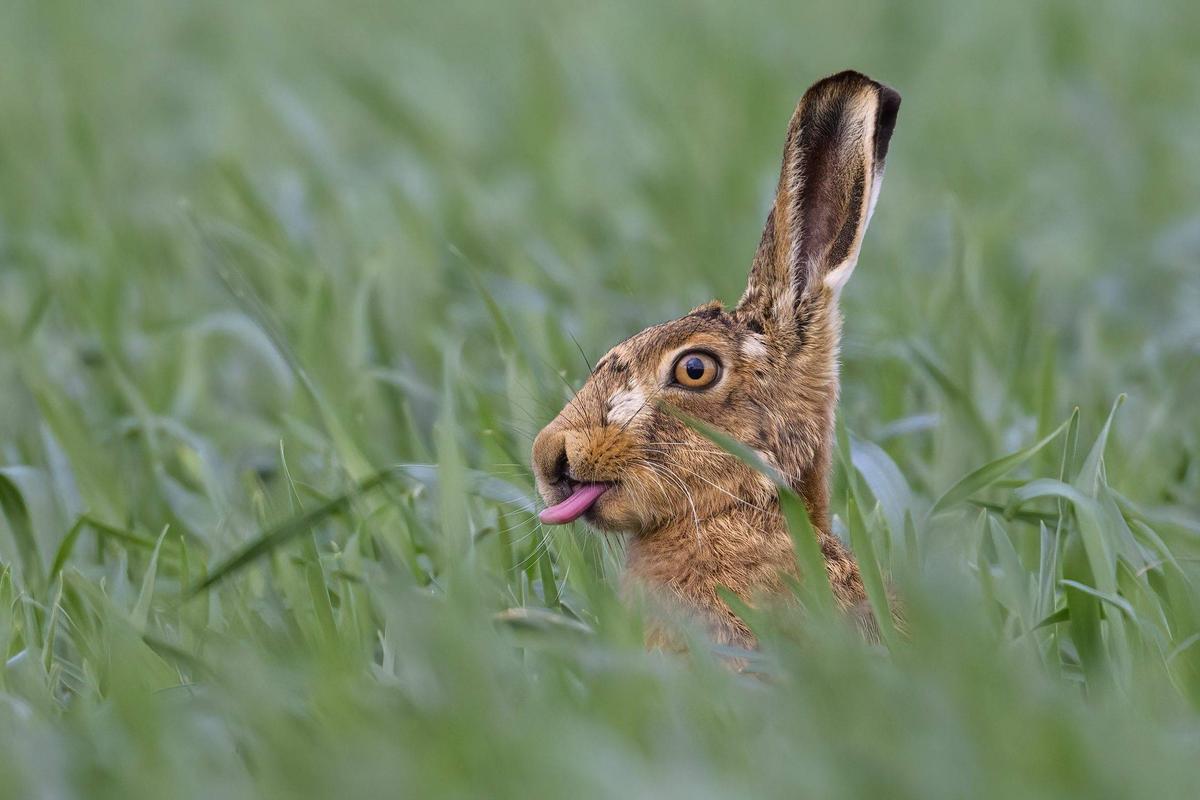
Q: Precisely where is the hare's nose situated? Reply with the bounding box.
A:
[549,448,571,484]
[532,429,572,487]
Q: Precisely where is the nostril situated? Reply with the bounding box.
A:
[552,449,571,485]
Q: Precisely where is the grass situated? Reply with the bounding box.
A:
[1,0,1199,796]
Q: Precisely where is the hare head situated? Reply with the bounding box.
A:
[531,71,900,647]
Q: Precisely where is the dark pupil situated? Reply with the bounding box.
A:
[685,357,706,380]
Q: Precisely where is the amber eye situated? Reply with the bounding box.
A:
[671,351,720,389]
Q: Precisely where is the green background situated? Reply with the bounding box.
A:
[1,0,1198,797]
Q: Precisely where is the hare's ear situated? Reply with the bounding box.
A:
[736,71,900,330]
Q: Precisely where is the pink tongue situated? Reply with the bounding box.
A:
[539,483,608,525]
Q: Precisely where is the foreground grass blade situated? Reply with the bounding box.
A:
[657,403,785,483]
[0,471,43,590]
[52,516,161,574]
[847,494,899,648]
[1076,395,1125,496]
[931,412,1075,514]
[132,526,170,632]
[188,469,399,596]
[849,434,917,542]
[40,576,64,675]
[779,490,837,616]
[661,404,839,610]
[1006,479,1115,594]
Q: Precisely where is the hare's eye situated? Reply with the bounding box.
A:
[671,351,720,389]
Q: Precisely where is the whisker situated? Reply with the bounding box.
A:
[639,443,807,486]
[540,359,593,430]
[496,513,544,538]
[637,459,701,547]
[510,519,550,548]
[514,525,551,571]
[568,331,594,376]
[666,461,772,514]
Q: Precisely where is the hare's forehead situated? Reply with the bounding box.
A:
[595,313,735,370]
[584,316,736,396]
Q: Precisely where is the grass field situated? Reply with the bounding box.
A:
[2,0,1199,796]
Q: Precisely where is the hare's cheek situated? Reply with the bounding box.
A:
[594,484,661,532]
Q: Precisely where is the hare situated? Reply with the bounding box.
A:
[531,71,900,650]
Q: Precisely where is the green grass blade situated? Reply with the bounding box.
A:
[846,495,898,649]
[849,433,916,542]
[131,526,170,632]
[1060,580,1136,621]
[1006,478,1115,594]
[662,404,843,620]
[40,575,64,676]
[779,489,836,617]
[48,517,88,583]
[537,531,560,609]
[1076,395,1126,496]
[0,471,43,590]
[931,413,1074,514]
[187,468,399,596]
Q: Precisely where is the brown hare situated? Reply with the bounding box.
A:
[531,71,900,650]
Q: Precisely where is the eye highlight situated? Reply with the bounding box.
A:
[671,351,720,389]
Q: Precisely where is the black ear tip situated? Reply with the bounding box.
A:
[811,72,902,164]
[874,83,901,163]
[804,72,901,161]
[809,70,873,97]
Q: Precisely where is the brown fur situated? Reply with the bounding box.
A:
[531,71,901,650]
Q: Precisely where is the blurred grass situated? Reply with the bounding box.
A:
[1,0,1199,796]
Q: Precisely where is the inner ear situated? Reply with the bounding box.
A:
[736,71,900,329]
[792,105,869,293]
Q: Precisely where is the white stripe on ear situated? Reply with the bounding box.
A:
[863,165,885,228]
[821,255,857,297]
[822,169,885,297]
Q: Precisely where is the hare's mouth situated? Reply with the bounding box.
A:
[539,481,610,525]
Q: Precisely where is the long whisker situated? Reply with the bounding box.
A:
[502,368,591,432]
[510,515,553,548]
[638,459,701,547]
[630,459,673,509]
[640,443,808,487]
[541,359,593,430]
[514,524,553,572]
[496,512,544,538]
[665,461,772,514]
[568,331,594,376]
[477,383,568,423]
